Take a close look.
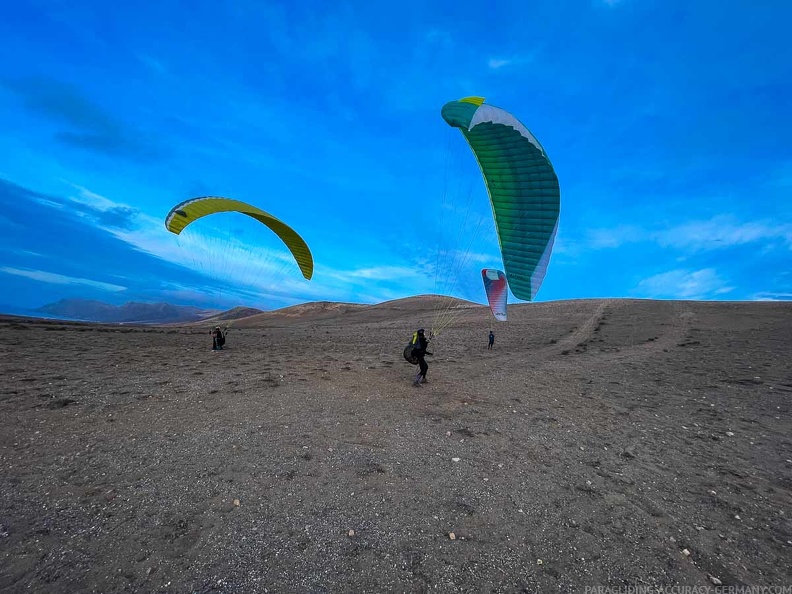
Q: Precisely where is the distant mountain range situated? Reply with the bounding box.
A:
[19,295,478,325]
[199,306,267,323]
[35,299,224,324]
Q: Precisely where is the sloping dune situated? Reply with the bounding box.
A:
[1,297,790,592]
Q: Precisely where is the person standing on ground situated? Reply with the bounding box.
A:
[488,330,495,350]
[211,326,227,350]
[411,328,432,386]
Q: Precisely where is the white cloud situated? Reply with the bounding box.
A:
[654,216,792,251]
[45,183,373,304]
[342,266,426,281]
[633,268,734,300]
[487,54,536,71]
[112,216,425,306]
[73,187,114,210]
[2,248,45,258]
[584,216,792,252]
[488,58,511,69]
[25,181,489,308]
[751,291,792,301]
[433,248,496,265]
[33,197,65,210]
[0,267,127,292]
[56,181,182,265]
[586,225,644,249]
[65,182,125,212]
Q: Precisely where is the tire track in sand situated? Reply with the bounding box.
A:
[546,300,612,357]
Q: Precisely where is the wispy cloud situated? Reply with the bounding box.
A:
[2,0,790,310]
[585,225,645,249]
[583,216,792,252]
[341,266,426,281]
[1,247,45,258]
[488,58,512,70]
[63,183,141,230]
[487,55,535,70]
[633,268,734,300]
[25,181,326,307]
[752,291,792,301]
[0,77,159,161]
[654,216,792,251]
[35,181,429,307]
[0,266,127,292]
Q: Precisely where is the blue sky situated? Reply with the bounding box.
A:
[1,0,790,314]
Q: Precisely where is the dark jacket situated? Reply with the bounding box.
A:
[411,331,431,356]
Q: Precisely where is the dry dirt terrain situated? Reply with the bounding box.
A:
[1,297,791,593]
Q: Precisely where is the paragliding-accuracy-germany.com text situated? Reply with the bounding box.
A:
[583,586,792,594]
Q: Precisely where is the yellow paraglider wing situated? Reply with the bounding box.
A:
[165,196,314,280]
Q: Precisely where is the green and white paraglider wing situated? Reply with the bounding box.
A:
[441,97,560,301]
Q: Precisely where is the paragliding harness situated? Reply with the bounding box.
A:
[403,330,425,365]
[403,345,419,365]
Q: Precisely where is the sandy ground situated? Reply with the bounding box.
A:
[1,297,791,593]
